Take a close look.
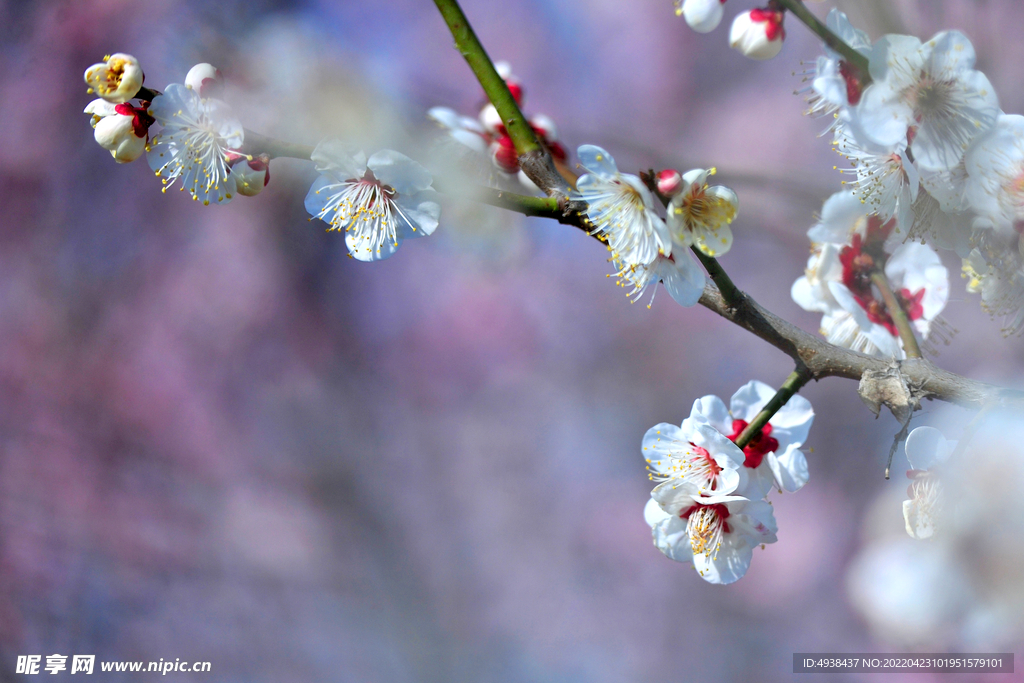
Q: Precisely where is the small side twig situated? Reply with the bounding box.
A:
[885,408,915,480]
[735,366,815,450]
[871,270,923,359]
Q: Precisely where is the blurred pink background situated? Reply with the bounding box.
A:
[1,0,1023,680]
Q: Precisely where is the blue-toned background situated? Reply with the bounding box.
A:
[1,0,1023,680]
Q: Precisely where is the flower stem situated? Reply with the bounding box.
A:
[240,130,314,161]
[735,367,814,450]
[773,0,871,86]
[432,0,541,156]
[870,270,922,359]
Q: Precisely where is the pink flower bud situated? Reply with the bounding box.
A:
[491,135,519,174]
[185,63,225,99]
[729,8,785,61]
[84,98,153,163]
[678,0,726,34]
[656,169,683,196]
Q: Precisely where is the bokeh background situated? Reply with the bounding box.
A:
[1,0,1023,680]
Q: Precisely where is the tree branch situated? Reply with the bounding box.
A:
[433,0,576,201]
[697,282,1024,411]
[433,0,539,157]
[774,0,871,86]
[241,130,314,161]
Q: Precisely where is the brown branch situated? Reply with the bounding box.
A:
[697,282,1024,411]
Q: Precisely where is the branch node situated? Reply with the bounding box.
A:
[858,360,921,423]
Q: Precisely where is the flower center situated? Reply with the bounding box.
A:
[102,58,129,92]
[672,180,736,242]
[347,169,397,206]
[680,502,731,558]
[645,442,724,495]
[911,76,955,122]
[726,419,778,469]
[1002,169,1024,216]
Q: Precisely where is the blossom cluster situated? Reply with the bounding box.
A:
[642,381,813,583]
[428,62,567,193]
[83,56,266,203]
[83,54,441,262]
[801,11,1024,336]
[570,147,738,308]
[792,190,950,358]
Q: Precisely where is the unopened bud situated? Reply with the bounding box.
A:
[84,98,153,163]
[729,9,785,61]
[185,63,225,99]
[678,0,725,34]
[656,169,683,196]
[491,135,519,174]
[84,53,143,103]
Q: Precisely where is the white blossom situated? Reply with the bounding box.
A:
[184,63,225,99]
[614,252,707,308]
[793,205,949,357]
[147,84,244,205]
[903,426,955,540]
[961,234,1024,335]
[84,98,152,163]
[643,419,748,502]
[855,31,1000,172]
[571,145,672,265]
[665,168,738,257]
[964,114,1024,236]
[644,494,777,584]
[806,9,871,117]
[305,140,440,261]
[228,153,269,197]
[833,122,919,234]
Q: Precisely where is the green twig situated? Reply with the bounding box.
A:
[691,248,743,309]
[240,130,314,161]
[735,367,814,450]
[774,0,871,86]
[870,270,922,359]
[433,0,540,156]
